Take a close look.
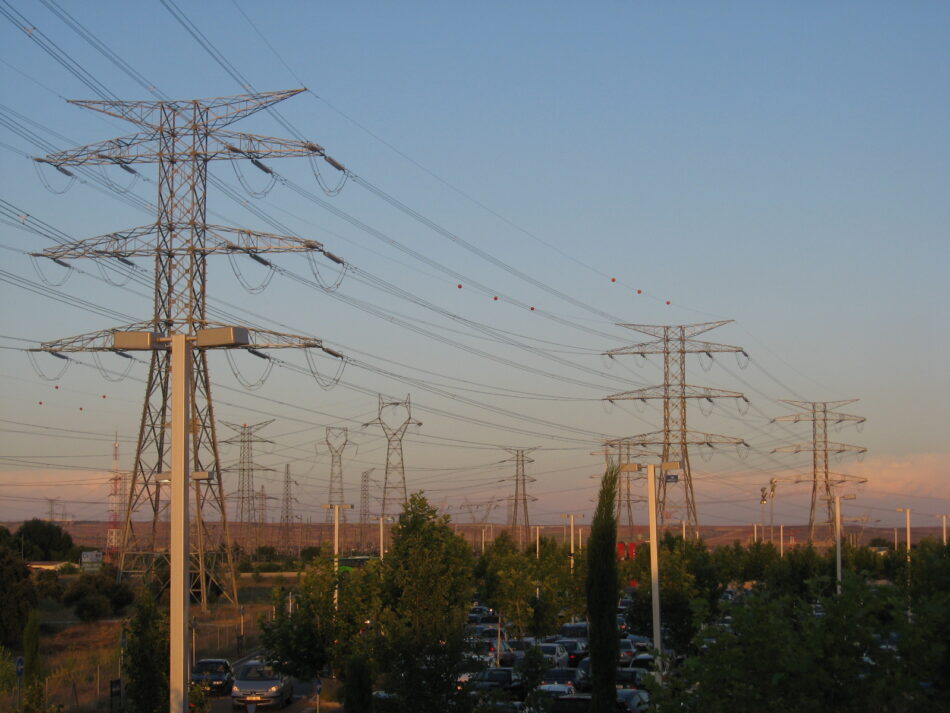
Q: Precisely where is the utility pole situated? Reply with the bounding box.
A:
[505,448,537,549]
[897,508,912,561]
[772,400,866,541]
[29,90,345,606]
[833,493,856,594]
[322,504,353,609]
[364,395,420,519]
[939,514,948,546]
[604,322,748,533]
[324,428,350,522]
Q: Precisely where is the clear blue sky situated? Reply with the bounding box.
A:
[1,1,948,530]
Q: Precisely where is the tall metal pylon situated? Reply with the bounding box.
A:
[772,400,867,541]
[596,439,653,538]
[604,321,748,531]
[29,90,345,606]
[324,427,350,522]
[504,448,537,548]
[363,395,421,519]
[279,464,296,555]
[221,420,273,552]
[359,468,373,550]
[106,434,127,563]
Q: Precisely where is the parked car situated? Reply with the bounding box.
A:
[559,622,589,642]
[230,660,293,709]
[616,688,650,712]
[615,667,649,689]
[555,638,588,667]
[617,638,637,663]
[549,693,625,713]
[539,642,569,668]
[540,668,580,688]
[471,639,517,667]
[469,667,527,700]
[191,658,233,696]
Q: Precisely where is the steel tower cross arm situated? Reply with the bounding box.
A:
[627,430,748,447]
[65,89,306,131]
[615,320,734,339]
[32,224,332,260]
[36,130,337,166]
[773,411,866,425]
[606,385,747,401]
[30,323,339,354]
[773,442,867,455]
[606,338,746,357]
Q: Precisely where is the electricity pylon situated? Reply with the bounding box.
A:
[504,448,537,548]
[596,439,653,538]
[363,395,421,519]
[359,468,373,550]
[324,427,350,522]
[772,400,867,541]
[604,321,748,532]
[106,434,127,563]
[29,90,345,606]
[221,420,273,553]
[279,464,296,555]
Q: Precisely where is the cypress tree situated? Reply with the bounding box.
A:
[586,464,619,713]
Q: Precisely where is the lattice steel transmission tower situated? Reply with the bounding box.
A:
[604,321,748,531]
[29,90,345,606]
[364,395,421,518]
[324,427,350,522]
[359,468,373,550]
[221,420,273,547]
[505,448,537,548]
[279,464,296,555]
[597,439,653,538]
[106,434,127,563]
[772,400,867,541]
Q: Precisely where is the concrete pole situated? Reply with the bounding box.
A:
[646,464,662,655]
[905,509,912,560]
[942,515,948,546]
[324,504,352,609]
[169,333,191,713]
[835,495,843,595]
[780,524,784,557]
[379,516,385,560]
[535,526,540,559]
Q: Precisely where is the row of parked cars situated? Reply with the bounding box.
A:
[460,607,654,712]
[190,658,295,709]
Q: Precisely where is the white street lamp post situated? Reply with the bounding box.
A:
[323,504,353,609]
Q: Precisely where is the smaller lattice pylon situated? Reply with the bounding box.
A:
[324,427,350,522]
[503,448,538,548]
[363,395,421,519]
[771,399,867,541]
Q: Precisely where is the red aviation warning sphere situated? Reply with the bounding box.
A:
[457,284,463,289]
[666,300,671,305]
[493,296,499,301]
[611,277,617,283]
[636,289,642,294]
[38,401,43,405]
[529,306,535,311]
[54,385,59,390]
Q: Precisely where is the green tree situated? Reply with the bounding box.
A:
[378,493,474,713]
[14,520,76,561]
[342,654,374,713]
[123,592,168,713]
[259,581,332,682]
[22,610,41,685]
[61,564,133,621]
[586,465,619,712]
[0,549,36,648]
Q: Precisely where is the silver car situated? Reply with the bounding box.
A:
[230,660,293,709]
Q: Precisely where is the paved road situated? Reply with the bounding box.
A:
[209,680,320,713]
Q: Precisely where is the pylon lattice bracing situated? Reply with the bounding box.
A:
[29,90,343,606]
[364,395,420,519]
[603,321,748,532]
[772,399,867,541]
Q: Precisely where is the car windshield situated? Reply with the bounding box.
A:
[543,669,576,683]
[540,645,556,653]
[479,670,510,683]
[193,661,227,674]
[237,664,278,681]
[558,640,580,652]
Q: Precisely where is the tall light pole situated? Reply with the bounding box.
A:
[113,327,246,713]
[897,508,912,562]
[937,514,948,546]
[378,516,392,560]
[562,513,584,574]
[833,493,855,594]
[323,503,353,609]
